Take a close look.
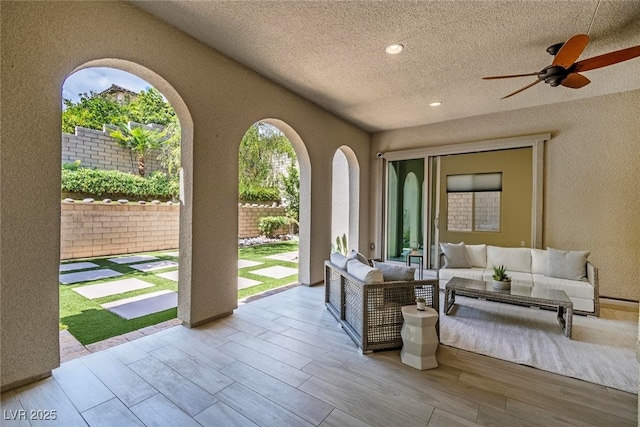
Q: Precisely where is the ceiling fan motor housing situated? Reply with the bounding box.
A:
[538,65,568,86]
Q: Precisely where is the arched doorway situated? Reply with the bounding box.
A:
[59,60,194,345]
[331,146,360,253]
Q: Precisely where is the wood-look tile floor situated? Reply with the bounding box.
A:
[2,285,637,426]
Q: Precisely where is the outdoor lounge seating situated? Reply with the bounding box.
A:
[324,256,439,353]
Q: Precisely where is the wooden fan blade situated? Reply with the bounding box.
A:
[552,34,589,68]
[483,72,539,80]
[573,45,640,72]
[561,73,590,89]
[501,79,542,99]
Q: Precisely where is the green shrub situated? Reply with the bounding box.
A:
[62,167,178,199]
[258,216,291,238]
[239,186,280,202]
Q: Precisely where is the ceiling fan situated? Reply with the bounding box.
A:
[484,34,640,99]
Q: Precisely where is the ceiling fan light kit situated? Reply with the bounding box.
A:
[484,34,640,99]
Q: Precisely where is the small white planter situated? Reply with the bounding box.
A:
[492,279,511,291]
[416,301,426,311]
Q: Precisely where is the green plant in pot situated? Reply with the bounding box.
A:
[492,264,511,290]
[416,296,426,311]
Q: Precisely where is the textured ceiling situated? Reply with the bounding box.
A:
[131,1,640,132]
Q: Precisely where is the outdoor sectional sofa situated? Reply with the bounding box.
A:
[325,252,439,353]
[438,243,599,316]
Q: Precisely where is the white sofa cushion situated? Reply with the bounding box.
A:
[346,259,383,284]
[330,252,349,270]
[440,242,471,268]
[439,267,485,281]
[466,244,487,268]
[547,247,589,281]
[531,249,547,275]
[487,246,531,273]
[481,270,533,283]
[533,274,594,300]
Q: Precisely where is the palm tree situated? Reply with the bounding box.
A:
[109,123,167,177]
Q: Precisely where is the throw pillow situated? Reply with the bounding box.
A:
[440,242,471,268]
[346,259,384,283]
[330,252,349,270]
[372,261,415,281]
[531,248,547,275]
[349,249,369,265]
[465,244,487,268]
[546,247,590,281]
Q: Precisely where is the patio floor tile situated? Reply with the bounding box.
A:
[102,290,177,320]
[59,262,99,272]
[129,260,178,272]
[238,277,262,289]
[73,278,154,299]
[250,266,298,279]
[108,255,159,264]
[59,269,123,285]
[238,260,263,269]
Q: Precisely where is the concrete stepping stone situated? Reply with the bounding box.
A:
[108,255,158,264]
[238,277,262,290]
[73,278,154,299]
[238,260,263,269]
[265,251,299,263]
[156,270,179,282]
[102,290,177,320]
[163,251,179,257]
[129,260,178,272]
[59,262,100,272]
[60,269,123,285]
[250,266,298,279]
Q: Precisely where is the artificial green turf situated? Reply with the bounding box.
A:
[60,241,299,345]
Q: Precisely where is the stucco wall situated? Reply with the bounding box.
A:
[372,89,640,301]
[1,1,370,390]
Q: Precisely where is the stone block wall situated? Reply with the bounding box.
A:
[60,202,179,259]
[238,204,290,238]
[60,202,291,259]
[447,192,500,231]
[62,126,164,175]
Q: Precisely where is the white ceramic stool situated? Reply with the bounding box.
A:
[400,305,439,370]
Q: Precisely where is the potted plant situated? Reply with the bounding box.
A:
[492,264,511,290]
[416,296,426,311]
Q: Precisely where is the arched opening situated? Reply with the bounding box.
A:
[403,173,420,251]
[331,146,360,253]
[58,60,193,351]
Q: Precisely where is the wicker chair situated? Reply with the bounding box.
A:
[324,260,439,353]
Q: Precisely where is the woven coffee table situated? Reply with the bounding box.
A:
[444,276,574,338]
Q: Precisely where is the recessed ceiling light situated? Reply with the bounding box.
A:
[385,44,404,54]
[430,101,442,107]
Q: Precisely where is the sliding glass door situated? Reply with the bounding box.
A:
[386,158,424,262]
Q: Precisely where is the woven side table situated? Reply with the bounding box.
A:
[400,305,439,370]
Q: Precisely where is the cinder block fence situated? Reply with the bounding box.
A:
[61,202,290,259]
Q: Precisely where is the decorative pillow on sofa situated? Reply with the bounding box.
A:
[372,261,415,281]
[546,247,590,281]
[465,244,487,268]
[346,259,384,283]
[531,248,547,275]
[349,249,369,265]
[330,252,349,270]
[440,242,471,268]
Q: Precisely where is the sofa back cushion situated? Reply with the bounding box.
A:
[440,242,472,268]
[372,261,415,281]
[346,259,384,283]
[487,246,531,273]
[466,244,487,268]
[547,247,590,281]
[531,249,547,274]
[330,252,349,270]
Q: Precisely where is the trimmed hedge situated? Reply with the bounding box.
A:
[258,216,291,238]
[239,186,280,203]
[62,166,179,200]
